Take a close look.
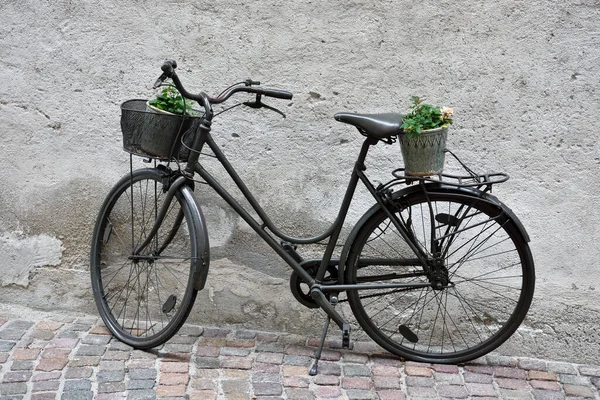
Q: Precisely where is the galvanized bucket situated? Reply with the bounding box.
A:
[399,127,448,176]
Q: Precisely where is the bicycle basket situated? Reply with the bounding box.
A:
[120,99,203,161]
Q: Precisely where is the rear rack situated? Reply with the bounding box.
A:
[390,168,509,189]
[382,149,509,193]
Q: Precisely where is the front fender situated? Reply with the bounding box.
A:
[180,186,211,291]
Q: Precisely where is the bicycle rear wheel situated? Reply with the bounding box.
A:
[90,168,199,349]
[345,188,534,363]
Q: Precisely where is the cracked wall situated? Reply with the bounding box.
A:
[0,0,599,363]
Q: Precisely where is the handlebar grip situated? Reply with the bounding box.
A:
[161,60,178,77]
[260,88,293,100]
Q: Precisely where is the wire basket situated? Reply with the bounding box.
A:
[120,99,203,161]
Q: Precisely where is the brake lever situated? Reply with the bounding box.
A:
[244,94,286,119]
[153,73,168,89]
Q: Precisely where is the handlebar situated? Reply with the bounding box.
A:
[154,59,293,118]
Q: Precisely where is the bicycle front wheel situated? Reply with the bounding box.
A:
[90,168,200,349]
[345,188,534,363]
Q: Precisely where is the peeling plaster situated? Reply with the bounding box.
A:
[0,232,63,287]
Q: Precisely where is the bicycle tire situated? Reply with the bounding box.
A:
[345,187,534,363]
[90,168,200,349]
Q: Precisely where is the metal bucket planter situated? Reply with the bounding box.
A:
[399,127,448,176]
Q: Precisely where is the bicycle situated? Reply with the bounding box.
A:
[90,60,535,373]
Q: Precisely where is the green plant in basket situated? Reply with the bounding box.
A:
[401,96,453,137]
[148,86,196,115]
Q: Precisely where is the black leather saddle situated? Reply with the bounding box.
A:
[334,113,403,139]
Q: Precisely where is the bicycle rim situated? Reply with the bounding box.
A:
[90,168,198,349]
[346,190,534,363]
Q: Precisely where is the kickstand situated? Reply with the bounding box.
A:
[309,315,331,376]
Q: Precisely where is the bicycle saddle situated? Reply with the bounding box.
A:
[334,112,403,139]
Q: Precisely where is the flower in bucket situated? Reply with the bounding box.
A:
[401,96,453,137]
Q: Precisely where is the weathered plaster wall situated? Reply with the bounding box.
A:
[1,0,598,362]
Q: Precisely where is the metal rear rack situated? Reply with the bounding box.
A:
[391,168,509,188]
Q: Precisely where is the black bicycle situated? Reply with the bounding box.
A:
[90,60,535,372]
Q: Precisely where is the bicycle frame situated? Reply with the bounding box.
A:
[171,123,433,329]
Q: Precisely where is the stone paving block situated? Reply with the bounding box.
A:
[220,356,253,370]
[128,368,157,380]
[377,390,407,400]
[373,376,401,390]
[201,327,230,338]
[558,373,591,385]
[314,385,342,398]
[127,379,157,390]
[283,375,310,388]
[0,382,28,396]
[3,371,32,383]
[405,365,433,377]
[256,352,284,364]
[532,389,567,400]
[345,389,376,399]
[69,356,101,367]
[494,366,528,379]
[82,334,112,346]
[64,379,93,391]
[220,346,252,357]
[406,385,437,398]
[222,379,250,393]
[126,389,157,400]
[466,382,498,397]
[343,363,371,377]
[437,383,469,398]
[32,379,61,392]
[529,370,558,381]
[498,388,535,399]
[256,342,285,353]
[65,366,94,379]
[283,355,311,366]
[61,390,94,400]
[285,388,314,400]
[530,379,561,391]
[486,354,518,367]
[32,371,62,381]
[156,384,188,397]
[36,357,68,371]
[342,376,372,390]
[406,376,434,388]
[12,347,41,360]
[317,362,341,376]
[196,345,220,357]
[10,360,35,371]
[579,365,600,377]
[371,365,400,376]
[98,382,126,394]
[547,361,578,375]
[563,383,595,398]
[496,377,532,390]
[97,369,126,382]
[195,356,221,369]
[159,372,189,386]
[253,382,283,396]
[31,393,58,400]
[519,357,548,371]
[342,352,369,364]
[47,337,79,349]
[0,341,16,352]
[76,344,106,356]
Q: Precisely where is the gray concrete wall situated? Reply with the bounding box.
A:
[1,0,599,363]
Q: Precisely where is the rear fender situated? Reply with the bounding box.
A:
[338,183,530,283]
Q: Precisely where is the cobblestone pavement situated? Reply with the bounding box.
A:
[0,305,599,399]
